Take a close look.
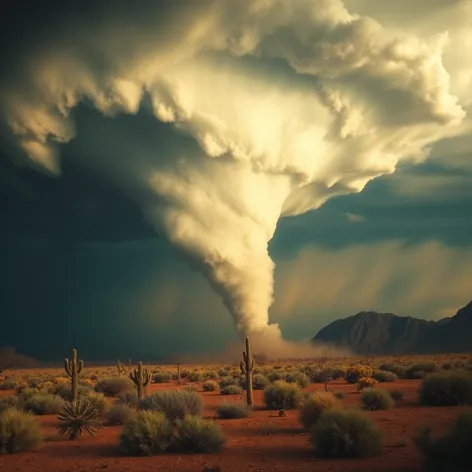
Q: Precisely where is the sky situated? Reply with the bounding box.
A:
[1,0,471,361]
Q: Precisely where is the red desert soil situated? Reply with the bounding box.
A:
[0,379,469,472]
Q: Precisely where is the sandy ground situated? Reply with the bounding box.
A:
[0,379,469,472]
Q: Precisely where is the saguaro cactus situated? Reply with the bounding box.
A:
[240,337,255,406]
[116,359,124,377]
[64,348,84,403]
[130,361,151,399]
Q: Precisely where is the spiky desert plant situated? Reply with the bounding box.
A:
[130,362,151,399]
[240,337,255,406]
[64,349,83,403]
[57,398,102,440]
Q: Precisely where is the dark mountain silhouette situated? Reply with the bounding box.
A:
[313,301,472,355]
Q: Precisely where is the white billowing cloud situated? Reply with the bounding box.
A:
[273,240,472,325]
[0,0,471,353]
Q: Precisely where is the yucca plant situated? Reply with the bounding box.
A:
[57,398,102,440]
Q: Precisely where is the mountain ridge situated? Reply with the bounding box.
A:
[313,301,472,355]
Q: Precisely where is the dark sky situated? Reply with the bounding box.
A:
[1,1,471,361]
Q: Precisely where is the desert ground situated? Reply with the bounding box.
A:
[0,353,471,472]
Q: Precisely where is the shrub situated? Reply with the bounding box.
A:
[406,362,438,379]
[0,396,22,412]
[221,385,242,395]
[357,377,378,392]
[107,404,133,426]
[139,390,204,424]
[419,371,472,406]
[186,371,203,383]
[415,412,472,472]
[345,365,373,384]
[184,383,199,392]
[0,408,42,453]
[175,416,226,453]
[0,379,17,390]
[203,380,219,392]
[52,383,92,400]
[360,389,395,411]
[215,402,249,419]
[372,370,398,383]
[24,393,64,415]
[334,391,346,400]
[299,392,339,430]
[286,371,310,388]
[94,377,135,397]
[86,392,109,415]
[204,370,219,380]
[57,398,103,439]
[379,362,407,379]
[219,376,239,388]
[267,370,287,382]
[390,389,404,402]
[264,381,301,410]
[116,390,138,408]
[153,372,171,383]
[251,374,269,390]
[119,411,173,455]
[17,387,40,402]
[310,409,383,458]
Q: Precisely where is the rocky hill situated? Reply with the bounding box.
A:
[313,301,472,355]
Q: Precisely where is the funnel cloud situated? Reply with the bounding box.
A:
[1,0,471,355]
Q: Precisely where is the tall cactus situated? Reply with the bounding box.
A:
[240,337,255,406]
[130,361,151,399]
[116,359,124,377]
[64,348,84,403]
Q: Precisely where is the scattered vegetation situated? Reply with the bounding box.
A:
[263,381,301,410]
[360,389,395,411]
[57,398,103,440]
[372,370,398,382]
[119,410,173,455]
[221,385,243,395]
[345,365,373,384]
[139,390,204,424]
[299,391,339,430]
[175,416,226,453]
[416,412,472,472]
[215,402,249,419]
[285,371,310,388]
[310,409,383,458]
[24,392,64,415]
[0,408,42,453]
[95,377,135,397]
[357,377,378,391]
[203,380,219,392]
[419,370,472,406]
[107,404,133,426]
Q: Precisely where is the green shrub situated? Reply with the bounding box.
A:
[86,392,109,415]
[360,389,395,411]
[263,381,301,410]
[299,392,339,430]
[57,398,103,440]
[116,390,138,408]
[0,408,42,453]
[17,387,40,402]
[139,390,204,424]
[175,416,226,453]
[218,368,230,377]
[221,385,242,395]
[24,393,64,415]
[107,404,133,426]
[252,374,269,390]
[203,380,219,392]
[419,371,472,406]
[187,371,203,383]
[153,372,171,383]
[184,383,199,392]
[219,376,239,388]
[204,370,219,380]
[286,371,310,388]
[345,365,373,384]
[379,362,407,379]
[94,377,135,397]
[372,370,398,383]
[119,410,173,455]
[416,412,472,472]
[0,379,17,390]
[406,362,438,379]
[390,389,404,402]
[215,402,249,419]
[0,396,22,412]
[310,409,383,458]
[267,370,287,382]
[52,383,92,400]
